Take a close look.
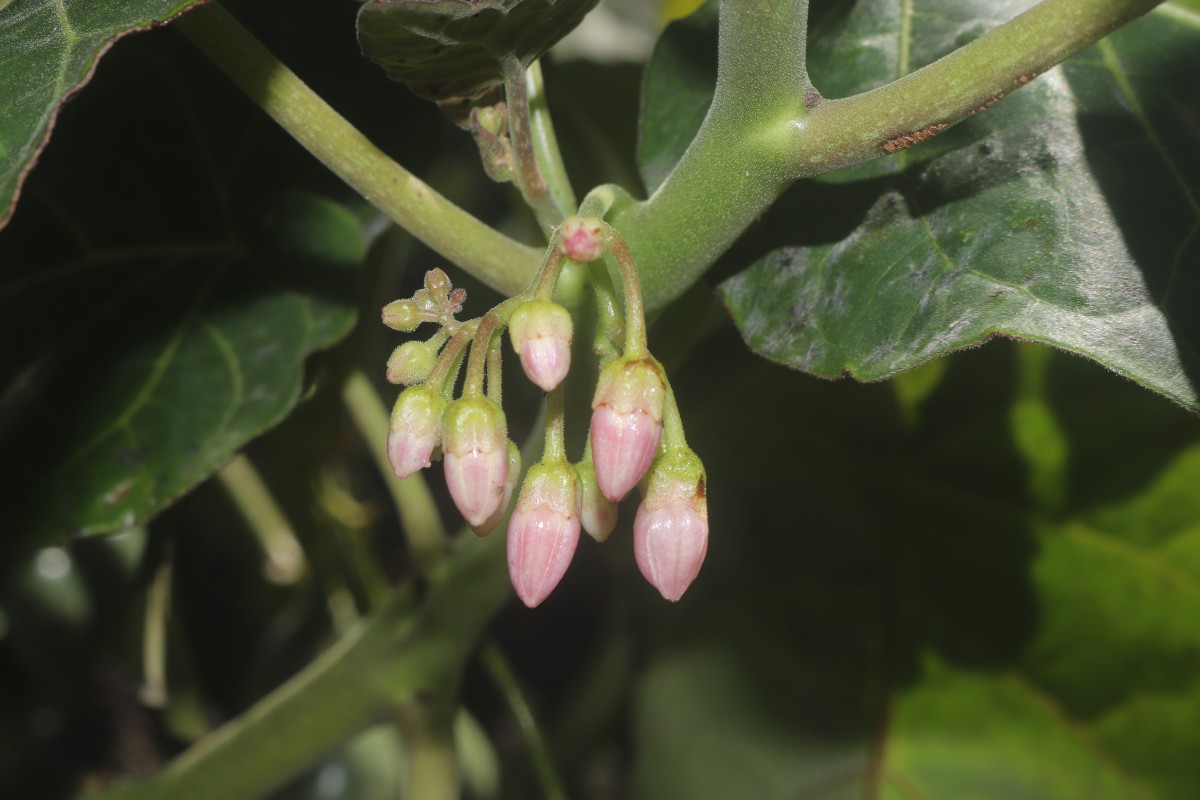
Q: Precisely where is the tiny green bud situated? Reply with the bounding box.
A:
[382,299,421,332]
[386,341,437,385]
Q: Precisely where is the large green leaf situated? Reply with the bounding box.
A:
[0,0,207,228]
[640,1,1200,412]
[357,0,598,104]
[0,17,365,551]
[631,325,1200,799]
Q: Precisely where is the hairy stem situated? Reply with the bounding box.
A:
[527,61,577,219]
[176,3,540,296]
[502,54,561,230]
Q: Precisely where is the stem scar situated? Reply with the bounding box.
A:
[881,122,947,154]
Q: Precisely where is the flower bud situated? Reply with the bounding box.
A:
[633,450,708,602]
[471,440,521,537]
[443,397,509,527]
[507,462,582,608]
[424,267,451,296]
[559,216,605,263]
[386,341,437,385]
[509,300,573,392]
[382,299,421,332]
[575,456,617,542]
[589,357,665,502]
[387,385,447,479]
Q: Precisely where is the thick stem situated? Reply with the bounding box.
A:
[611,0,1164,312]
[176,3,540,296]
[542,387,567,463]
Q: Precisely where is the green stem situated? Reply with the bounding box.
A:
[660,376,688,452]
[397,706,459,800]
[542,387,566,463]
[176,3,540,296]
[611,0,1164,312]
[502,54,561,230]
[342,371,447,573]
[601,225,649,357]
[218,453,305,584]
[480,642,569,800]
[486,335,505,405]
[527,61,576,220]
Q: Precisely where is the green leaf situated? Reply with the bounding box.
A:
[0,0,206,228]
[0,20,365,551]
[356,0,598,104]
[640,2,1200,412]
[632,328,1200,799]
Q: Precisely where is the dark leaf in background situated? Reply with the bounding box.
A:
[0,0,207,227]
[631,324,1200,798]
[0,16,366,551]
[641,1,1200,412]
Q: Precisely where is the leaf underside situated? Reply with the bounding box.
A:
[641,0,1200,413]
[0,0,207,229]
[356,0,598,106]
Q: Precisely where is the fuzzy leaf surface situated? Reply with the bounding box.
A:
[0,22,365,551]
[641,1,1200,411]
[0,0,206,228]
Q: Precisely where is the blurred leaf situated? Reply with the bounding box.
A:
[0,20,365,551]
[631,325,1200,799]
[640,1,1200,411]
[0,0,206,227]
[357,0,598,104]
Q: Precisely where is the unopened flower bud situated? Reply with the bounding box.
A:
[424,267,451,296]
[590,357,665,502]
[386,341,437,385]
[559,216,606,263]
[443,397,509,527]
[576,456,617,542]
[382,299,421,332]
[633,450,708,602]
[507,462,582,608]
[387,385,447,479]
[509,300,573,392]
[471,440,521,537]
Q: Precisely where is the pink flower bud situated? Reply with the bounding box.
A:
[576,457,617,542]
[443,397,509,527]
[387,386,447,479]
[633,450,708,602]
[507,462,582,607]
[386,341,437,385]
[589,357,665,502]
[470,440,521,537]
[559,216,606,263]
[509,300,573,392]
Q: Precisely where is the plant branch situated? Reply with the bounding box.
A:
[527,61,577,219]
[175,3,541,296]
[611,0,1164,313]
[502,54,562,229]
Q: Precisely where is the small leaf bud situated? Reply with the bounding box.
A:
[443,397,510,528]
[382,299,421,332]
[633,449,708,602]
[509,300,573,392]
[507,462,582,608]
[424,267,451,297]
[386,341,437,385]
[589,357,665,502]
[387,385,448,479]
[559,216,606,263]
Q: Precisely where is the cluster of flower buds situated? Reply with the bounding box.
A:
[381,218,707,607]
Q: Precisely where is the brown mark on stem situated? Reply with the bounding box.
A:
[881,122,947,154]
